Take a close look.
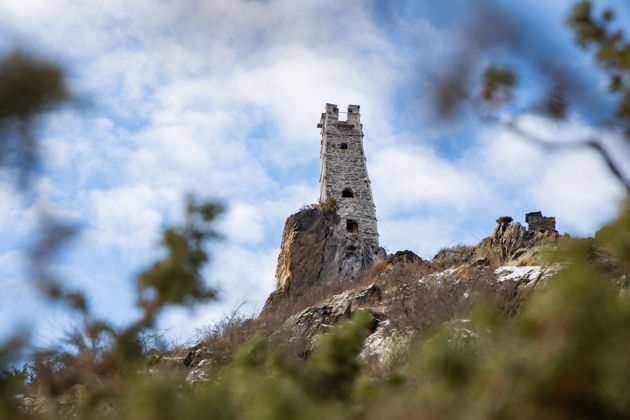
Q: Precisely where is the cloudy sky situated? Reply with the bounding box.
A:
[1,0,628,345]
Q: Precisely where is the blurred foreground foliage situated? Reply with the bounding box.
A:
[0,49,225,418]
[0,193,224,419]
[0,50,69,186]
[3,1,630,418]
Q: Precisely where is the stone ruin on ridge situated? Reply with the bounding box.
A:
[525,211,557,233]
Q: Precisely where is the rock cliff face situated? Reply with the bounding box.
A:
[262,206,385,314]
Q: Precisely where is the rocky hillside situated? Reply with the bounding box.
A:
[14,202,630,420]
[182,206,565,381]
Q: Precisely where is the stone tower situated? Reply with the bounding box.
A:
[318,103,379,248]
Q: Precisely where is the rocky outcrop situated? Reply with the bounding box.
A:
[262,206,385,314]
[178,213,568,379]
[283,284,382,341]
[386,250,424,265]
[474,221,559,266]
[433,220,559,269]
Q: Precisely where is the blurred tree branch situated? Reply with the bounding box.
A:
[431,0,630,195]
[0,47,225,410]
[0,50,69,187]
[505,119,630,194]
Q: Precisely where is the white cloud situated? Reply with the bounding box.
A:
[0,184,23,229]
[219,203,266,245]
[529,150,622,235]
[472,115,626,234]
[379,216,475,258]
[371,115,627,256]
[85,184,174,257]
[371,145,490,215]
[0,250,25,284]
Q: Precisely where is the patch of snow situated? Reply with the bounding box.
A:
[419,267,459,284]
[494,264,562,284]
[494,266,543,283]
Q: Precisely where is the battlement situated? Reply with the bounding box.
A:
[317,103,361,128]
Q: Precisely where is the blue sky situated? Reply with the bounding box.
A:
[1,0,628,346]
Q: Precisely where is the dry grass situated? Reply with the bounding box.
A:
[193,304,261,365]
[318,196,338,212]
[516,255,539,266]
[374,262,525,333]
[298,197,339,213]
[431,244,476,270]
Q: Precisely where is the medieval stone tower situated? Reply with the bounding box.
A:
[318,103,379,248]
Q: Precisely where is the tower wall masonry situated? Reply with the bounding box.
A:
[318,103,379,248]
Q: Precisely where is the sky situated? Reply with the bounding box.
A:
[0,0,629,346]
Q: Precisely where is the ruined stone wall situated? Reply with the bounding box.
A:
[318,103,379,248]
[525,211,557,233]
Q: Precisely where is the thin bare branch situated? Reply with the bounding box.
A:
[505,119,630,195]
